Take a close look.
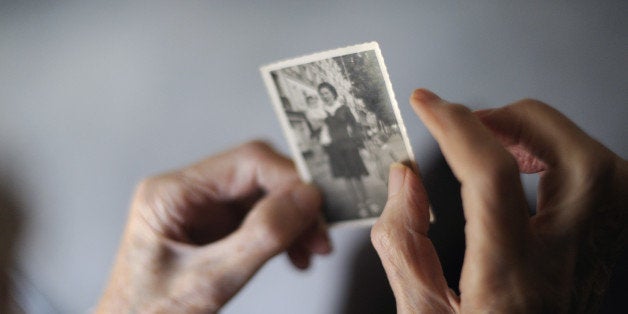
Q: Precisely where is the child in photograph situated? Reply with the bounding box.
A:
[305,95,326,135]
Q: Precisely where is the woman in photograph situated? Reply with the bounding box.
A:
[317,82,377,217]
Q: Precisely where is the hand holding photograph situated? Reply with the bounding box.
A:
[261,42,416,226]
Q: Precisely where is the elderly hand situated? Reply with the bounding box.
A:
[96,141,331,313]
[371,89,627,313]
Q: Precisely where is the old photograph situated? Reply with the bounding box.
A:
[261,42,415,225]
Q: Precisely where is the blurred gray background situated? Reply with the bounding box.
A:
[1,1,626,313]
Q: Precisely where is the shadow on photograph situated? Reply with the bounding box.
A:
[0,176,24,313]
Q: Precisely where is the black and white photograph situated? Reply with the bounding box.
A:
[261,42,415,225]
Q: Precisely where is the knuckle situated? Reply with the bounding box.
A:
[238,140,274,158]
[130,174,189,239]
[134,175,163,202]
[203,281,234,311]
[181,274,231,312]
[572,151,617,193]
[260,226,286,253]
[370,222,386,250]
[248,214,287,253]
[508,98,553,116]
[370,219,395,254]
[517,98,548,107]
[511,98,549,109]
[237,140,292,168]
[238,140,297,180]
[473,152,520,190]
[203,295,225,313]
[443,103,473,119]
[371,220,405,265]
[134,173,185,210]
[243,188,316,255]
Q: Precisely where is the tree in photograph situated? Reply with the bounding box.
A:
[335,52,396,125]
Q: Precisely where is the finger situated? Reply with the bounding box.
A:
[287,216,332,269]
[371,163,456,313]
[173,141,302,206]
[410,89,535,308]
[473,100,604,169]
[474,109,547,174]
[195,182,323,301]
[298,215,332,255]
[287,245,311,270]
[145,141,299,216]
[137,141,305,242]
[473,101,618,226]
[409,89,530,258]
[231,182,322,261]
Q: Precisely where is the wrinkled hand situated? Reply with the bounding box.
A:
[96,141,331,313]
[372,89,627,313]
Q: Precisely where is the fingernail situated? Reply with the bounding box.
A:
[410,88,441,104]
[291,183,321,213]
[294,254,311,270]
[309,232,332,255]
[388,163,406,197]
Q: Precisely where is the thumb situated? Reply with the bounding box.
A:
[371,163,457,313]
[190,183,323,308]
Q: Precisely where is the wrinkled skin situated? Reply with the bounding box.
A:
[371,89,627,313]
[96,141,331,313]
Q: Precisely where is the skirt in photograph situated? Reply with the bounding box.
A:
[323,142,369,179]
